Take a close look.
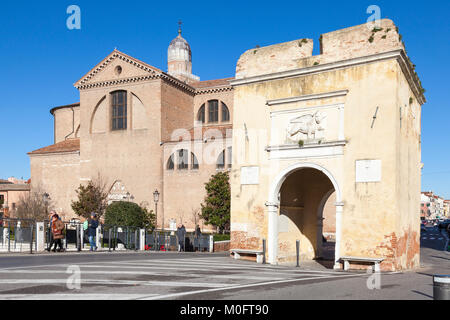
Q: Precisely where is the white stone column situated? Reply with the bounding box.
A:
[209,235,214,253]
[36,222,45,252]
[334,202,344,270]
[2,228,8,247]
[96,225,102,250]
[140,229,146,251]
[266,202,279,265]
[80,227,84,249]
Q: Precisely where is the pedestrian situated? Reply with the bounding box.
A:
[194,224,202,252]
[46,211,57,251]
[176,223,186,252]
[88,213,99,251]
[194,224,201,238]
[48,213,65,252]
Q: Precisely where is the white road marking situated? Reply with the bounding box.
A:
[0,278,232,288]
[0,294,158,300]
[139,273,370,300]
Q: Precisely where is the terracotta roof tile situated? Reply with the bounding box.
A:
[28,139,80,155]
[0,184,30,192]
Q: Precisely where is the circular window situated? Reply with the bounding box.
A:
[115,66,123,76]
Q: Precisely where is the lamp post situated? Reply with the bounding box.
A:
[153,189,160,230]
[43,193,50,217]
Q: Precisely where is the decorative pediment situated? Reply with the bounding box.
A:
[74,49,163,90]
[108,180,131,204]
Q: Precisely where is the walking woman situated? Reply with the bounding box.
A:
[49,214,65,252]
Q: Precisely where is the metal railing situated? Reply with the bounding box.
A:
[1,218,213,254]
[0,218,36,253]
[102,225,141,251]
[43,219,84,252]
[143,230,210,252]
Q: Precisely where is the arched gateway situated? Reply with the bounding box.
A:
[267,163,343,268]
[229,19,424,271]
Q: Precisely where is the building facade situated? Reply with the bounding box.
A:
[28,28,233,231]
[29,19,425,271]
[0,178,31,218]
[229,19,425,271]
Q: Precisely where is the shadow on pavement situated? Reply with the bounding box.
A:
[411,290,433,299]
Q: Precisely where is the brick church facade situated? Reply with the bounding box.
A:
[28,27,234,232]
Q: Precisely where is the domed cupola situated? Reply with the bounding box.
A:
[167,22,200,83]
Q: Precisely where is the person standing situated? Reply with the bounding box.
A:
[49,214,65,252]
[176,224,186,252]
[46,211,57,251]
[88,213,99,251]
[194,224,202,252]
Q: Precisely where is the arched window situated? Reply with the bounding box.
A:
[166,150,200,171]
[167,154,175,170]
[197,104,205,123]
[222,102,230,122]
[178,149,189,170]
[217,150,225,170]
[198,100,230,125]
[111,91,127,130]
[191,152,199,170]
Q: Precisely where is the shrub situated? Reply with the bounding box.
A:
[200,172,230,234]
[71,177,108,220]
[104,201,155,229]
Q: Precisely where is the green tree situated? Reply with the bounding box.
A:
[104,201,155,229]
[71,179,108,220]
[200,171,230,234]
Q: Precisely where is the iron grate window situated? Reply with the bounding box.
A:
[112,91,127,130]
[208,100,219,123]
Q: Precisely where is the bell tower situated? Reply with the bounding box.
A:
[167,21,200,83]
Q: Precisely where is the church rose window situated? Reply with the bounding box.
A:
[111,91,127,130]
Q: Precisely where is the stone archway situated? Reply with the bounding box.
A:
[267,163,343,268]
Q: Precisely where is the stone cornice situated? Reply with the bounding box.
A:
[266,90,348,106]
[195,85,233,95]
[74,49,162,88]
[231,50,426,105]
[27,150,80,157]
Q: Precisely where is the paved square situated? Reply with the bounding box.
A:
[0,252,369,300]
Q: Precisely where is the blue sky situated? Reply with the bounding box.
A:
[0,1,449,197]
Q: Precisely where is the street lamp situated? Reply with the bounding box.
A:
[153,189,160,230]
[43,193,50,217]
